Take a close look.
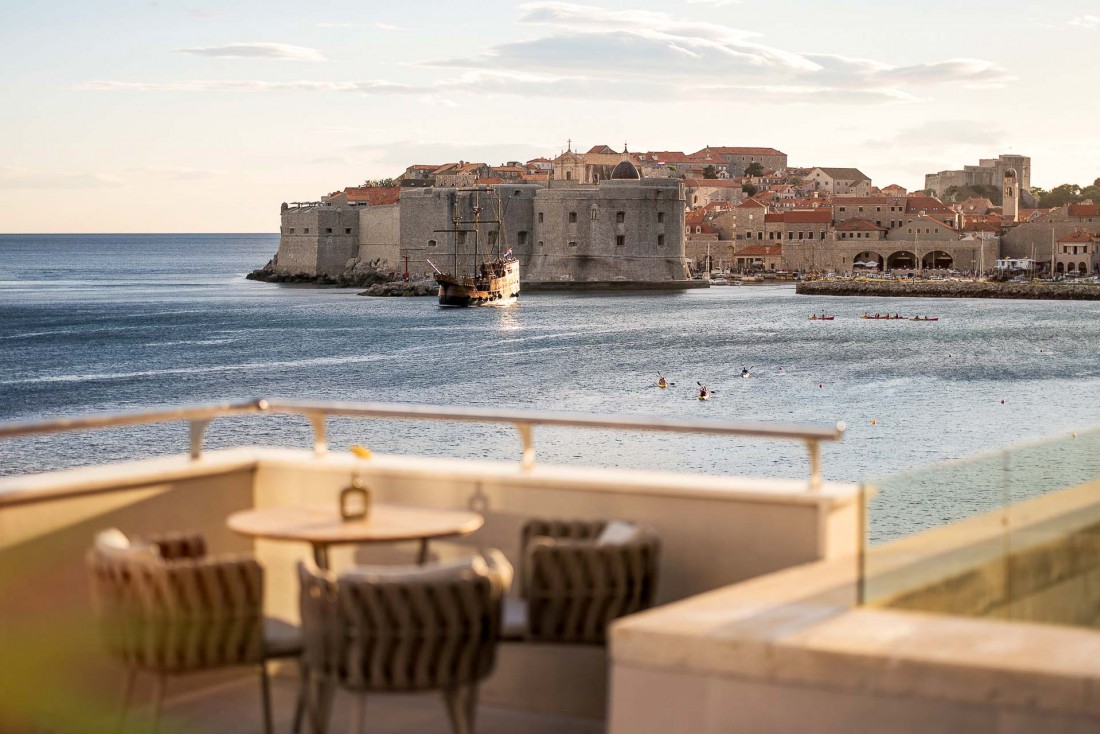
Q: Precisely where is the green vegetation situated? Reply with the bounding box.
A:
[744,162,765,177]
[360,178,397,187]
[942,184,1002,205]
[1031,178,1100,208]
[702,165,718,180]
[742,183,758,196]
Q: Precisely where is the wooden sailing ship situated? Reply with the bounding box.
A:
[428,186,520,308]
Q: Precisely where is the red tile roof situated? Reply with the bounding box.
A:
[835,218,887,232]
[1059,230,1099,243]
[905,194,951,213]
[777,209,832,224]
[695,147,785,156]
[1068,204,1100,217]
[682,178,744,188]
[737,199,767,209]
[344,186,400,205]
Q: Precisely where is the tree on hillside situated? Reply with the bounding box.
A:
[744,162,765,177]
[1037,183,1083,208]
[702,165,718,179]
[942,184,1002,205]
[742,183,758,197]
[361,178,396,188]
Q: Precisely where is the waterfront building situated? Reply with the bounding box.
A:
[1055,230,1100,275]
[681,178,745,208]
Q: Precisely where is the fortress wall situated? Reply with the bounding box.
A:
[357,204,401,266]
[528,179,687,282]
[399,185,539,278]
[276,206,359,277]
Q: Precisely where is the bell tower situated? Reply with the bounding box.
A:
[1003,168,1019,223]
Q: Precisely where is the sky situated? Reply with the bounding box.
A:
[1,0,1097,233]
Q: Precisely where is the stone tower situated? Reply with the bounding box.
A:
[1003,168,1019,223]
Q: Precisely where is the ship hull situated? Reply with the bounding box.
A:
[435,259,520,308]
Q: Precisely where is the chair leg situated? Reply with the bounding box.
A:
[291,661,308,734]
[443,688,471,734]
[465,685,479,733]
[309,676,335,734]
[348,693,366,734]
[150,675,166,734]
[116,668,137,733]
[260,662,274,734]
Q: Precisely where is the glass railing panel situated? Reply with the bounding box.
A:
[862,426,1100,631]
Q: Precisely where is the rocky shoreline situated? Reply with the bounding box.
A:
[246,255,399,289]
[796,280,1100,301]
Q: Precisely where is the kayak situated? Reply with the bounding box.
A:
[658,381,668,388]
[909,317,939,321]
[698,394,711,401]
[809,316,835,321]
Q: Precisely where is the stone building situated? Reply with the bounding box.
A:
[1000,204,1100,259]
[1054,231,1100,276]
[399,161,689,286]
[682,179,745,208]
[807,168,872,196]
[552,148,639,184]
[273,186,401,278]
[761,210,832,244]
[691,146,788,176]
[924,154,1031,199]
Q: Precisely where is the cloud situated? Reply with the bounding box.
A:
[421,2,1011,100]
[685,0,740,5]
[314,21,405,30]
[80,3,1012,105]
[1070,15,1099,29]
[866,120,1007,149]
[0,166,124,189]
[345,140,555,168]
[175,42,326,61]
[75,79,422,93]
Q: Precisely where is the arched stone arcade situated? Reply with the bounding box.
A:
[922,250,954,269]
[887,251,917,270]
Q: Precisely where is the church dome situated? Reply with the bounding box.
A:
[1005,168,1017,179]
[610,159,641,180]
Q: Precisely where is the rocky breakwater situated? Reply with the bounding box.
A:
[246,255,398,288]
[357,280,436,297]
[796,279,1100,301]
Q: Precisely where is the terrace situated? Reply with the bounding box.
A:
[3,400,1099,733]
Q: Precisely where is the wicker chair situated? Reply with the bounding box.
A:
[86,529,303,734]
[507,518,660,644]
[298,550,512,734]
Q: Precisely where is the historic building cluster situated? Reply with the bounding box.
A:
[270,144,1099,286]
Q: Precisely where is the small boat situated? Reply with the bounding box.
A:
[860,314,904,320]
[909,316,939,322]
[697,386,712,401]
[698,392,711,401]
[809,315,835,321]
[658,377,668,389]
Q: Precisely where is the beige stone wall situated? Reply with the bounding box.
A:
[357,203,400,266]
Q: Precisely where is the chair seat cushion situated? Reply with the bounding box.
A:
[500,597,528,641]
[263,617,303,659]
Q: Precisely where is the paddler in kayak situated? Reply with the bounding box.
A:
[741,367,750,379]
[698,384,711,400]
[657,375,668,389]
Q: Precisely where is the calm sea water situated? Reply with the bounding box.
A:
[2,234,1099,537]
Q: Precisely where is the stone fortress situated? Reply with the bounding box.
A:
[264,151,692,290]
[257,145,1099,287]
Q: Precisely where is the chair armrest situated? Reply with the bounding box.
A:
[142,531,207,561]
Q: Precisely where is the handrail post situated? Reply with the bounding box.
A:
[310,414,328,456]
[189,419,211,460]
[516,422,535,471]
[806,439,821,491]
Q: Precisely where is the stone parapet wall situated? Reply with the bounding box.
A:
[796,279,1100,300]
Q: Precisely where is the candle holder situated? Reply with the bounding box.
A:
[340,477,372,522]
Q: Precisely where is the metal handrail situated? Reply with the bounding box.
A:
[0,398,844,489]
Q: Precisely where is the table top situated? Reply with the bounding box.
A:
[227,503,484,546]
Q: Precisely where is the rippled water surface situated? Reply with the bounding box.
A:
[2,234,1099,538]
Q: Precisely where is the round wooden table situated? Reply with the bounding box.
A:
[227,504,484,569]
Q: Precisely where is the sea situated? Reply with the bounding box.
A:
[2,234,1099,539]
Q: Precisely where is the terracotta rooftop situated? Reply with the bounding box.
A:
[344,186,401,205]
[694,146,785,156]
[765,210,832,224]
[682,178,743,188]
[737,199,767,209]
[835,218,887,232]
[905,194,951,213]
[1058,230,1099,243]
[1068,204,1100,217]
